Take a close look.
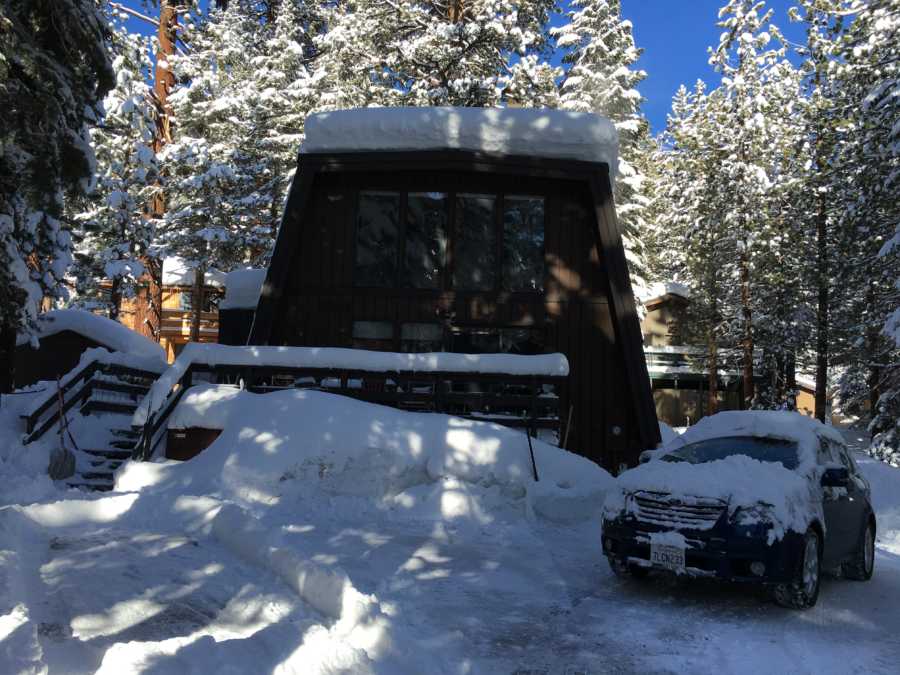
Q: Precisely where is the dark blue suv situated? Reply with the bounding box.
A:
[601,412,876,609]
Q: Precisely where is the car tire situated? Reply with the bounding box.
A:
[843,519,875,581]
[773,528,821,610]
[608,556,649,580]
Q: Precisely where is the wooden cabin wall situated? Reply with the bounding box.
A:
[13,331,102,389]
[268,169,642,472]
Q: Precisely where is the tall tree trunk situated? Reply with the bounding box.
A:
[134,0,178,342]
[109,276,122,322]
[866,281,880,415]
[814,187,829,422]
[707,332,719,416]
[740,245,754,408]
[0,322,15,393]
[190,266,204,343]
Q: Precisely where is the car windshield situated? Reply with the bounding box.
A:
[662,436,800,470]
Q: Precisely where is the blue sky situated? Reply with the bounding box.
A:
[616,0,806,132]
[120,0,806,134]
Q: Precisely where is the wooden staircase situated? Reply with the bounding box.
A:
[21,359,162,492]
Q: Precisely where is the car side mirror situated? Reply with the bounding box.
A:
[639,450,654,464]
[821,465,849,488]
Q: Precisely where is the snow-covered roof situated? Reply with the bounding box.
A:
[301,107,619,167]
[637,281,691,305]
[220,268,266,310]
[17,310,165,361]
[162,257,226,288]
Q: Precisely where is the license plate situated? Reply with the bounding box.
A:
[650,543,686,574]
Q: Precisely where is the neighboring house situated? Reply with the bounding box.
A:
[13,309,165,388]
[639,283,743,428]
[118,258,225,362]
[248,107,660,472]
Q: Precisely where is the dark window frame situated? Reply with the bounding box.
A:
[351,188,546,294]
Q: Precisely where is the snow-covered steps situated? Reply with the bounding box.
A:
[63,410,141,493]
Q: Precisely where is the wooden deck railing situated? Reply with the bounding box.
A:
[133,361,565,461]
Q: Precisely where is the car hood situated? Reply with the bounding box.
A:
[603,454,820,542]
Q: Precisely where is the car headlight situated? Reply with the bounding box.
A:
[732,502,776,530]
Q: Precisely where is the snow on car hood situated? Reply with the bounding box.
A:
[604,454,821,544]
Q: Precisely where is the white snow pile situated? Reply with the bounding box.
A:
[122,386,611,525]
[0,391,58,507]
[605,411,841,543]
[16,309,165,361]
[162,256,227,287]
[134,343,569,425]
[302,106,619,167]
[220,268,266,310]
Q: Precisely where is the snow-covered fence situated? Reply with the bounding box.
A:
[132,343,569,461]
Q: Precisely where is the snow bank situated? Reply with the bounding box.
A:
[134,343,569,425]
[16,309,165,361]
[162,257,226,287]
[220,268,266,310]
[302,107,619,167]
[121,387,611,524]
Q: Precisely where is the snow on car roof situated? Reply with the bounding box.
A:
[301,107,619,167]
[667,410,844,467]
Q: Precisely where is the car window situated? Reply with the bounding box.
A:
[662,436,800,469]
[835,444,858,474]
[817,439,838,466]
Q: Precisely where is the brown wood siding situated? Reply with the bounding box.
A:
[13,331,103,389]
[254,151,660,472]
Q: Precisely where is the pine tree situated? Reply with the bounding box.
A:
[0,0,114,391]
[69,13,160,321]
[317,1,559,109]
[553,0,652,287]
[709,0,789,407]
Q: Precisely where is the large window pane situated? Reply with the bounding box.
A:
[404,192,448,289]
[503,196,545,291]
[453,194,496,291]
[400,322,443,353]
[352,320,394,351]
[355,191,399,287]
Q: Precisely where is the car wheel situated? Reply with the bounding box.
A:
[774,529,821,610]
[843,519,875,581]
[608,556,649,580]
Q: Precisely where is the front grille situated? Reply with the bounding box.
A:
[632,491,726,531]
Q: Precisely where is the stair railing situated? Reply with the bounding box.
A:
[22,359,163,445]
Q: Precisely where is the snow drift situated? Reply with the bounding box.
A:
[121,386,612,524]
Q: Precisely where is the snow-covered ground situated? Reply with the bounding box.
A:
[2,393,900,674]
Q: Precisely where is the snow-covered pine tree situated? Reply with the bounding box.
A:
[0,0,114,391]
[69,13,160,321]
[709,0,789,407]
[657,82,737,414]
[553,0,652,288]
[317,0,559,109]
[832,0,900,462]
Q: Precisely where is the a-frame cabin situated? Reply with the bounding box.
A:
[249,107,659,472]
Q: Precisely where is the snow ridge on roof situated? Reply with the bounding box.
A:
[301,107,619,167]
[17,309,165,361]
[637,281,691,304]
[162,257,226,287]
[220,268,266,310]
